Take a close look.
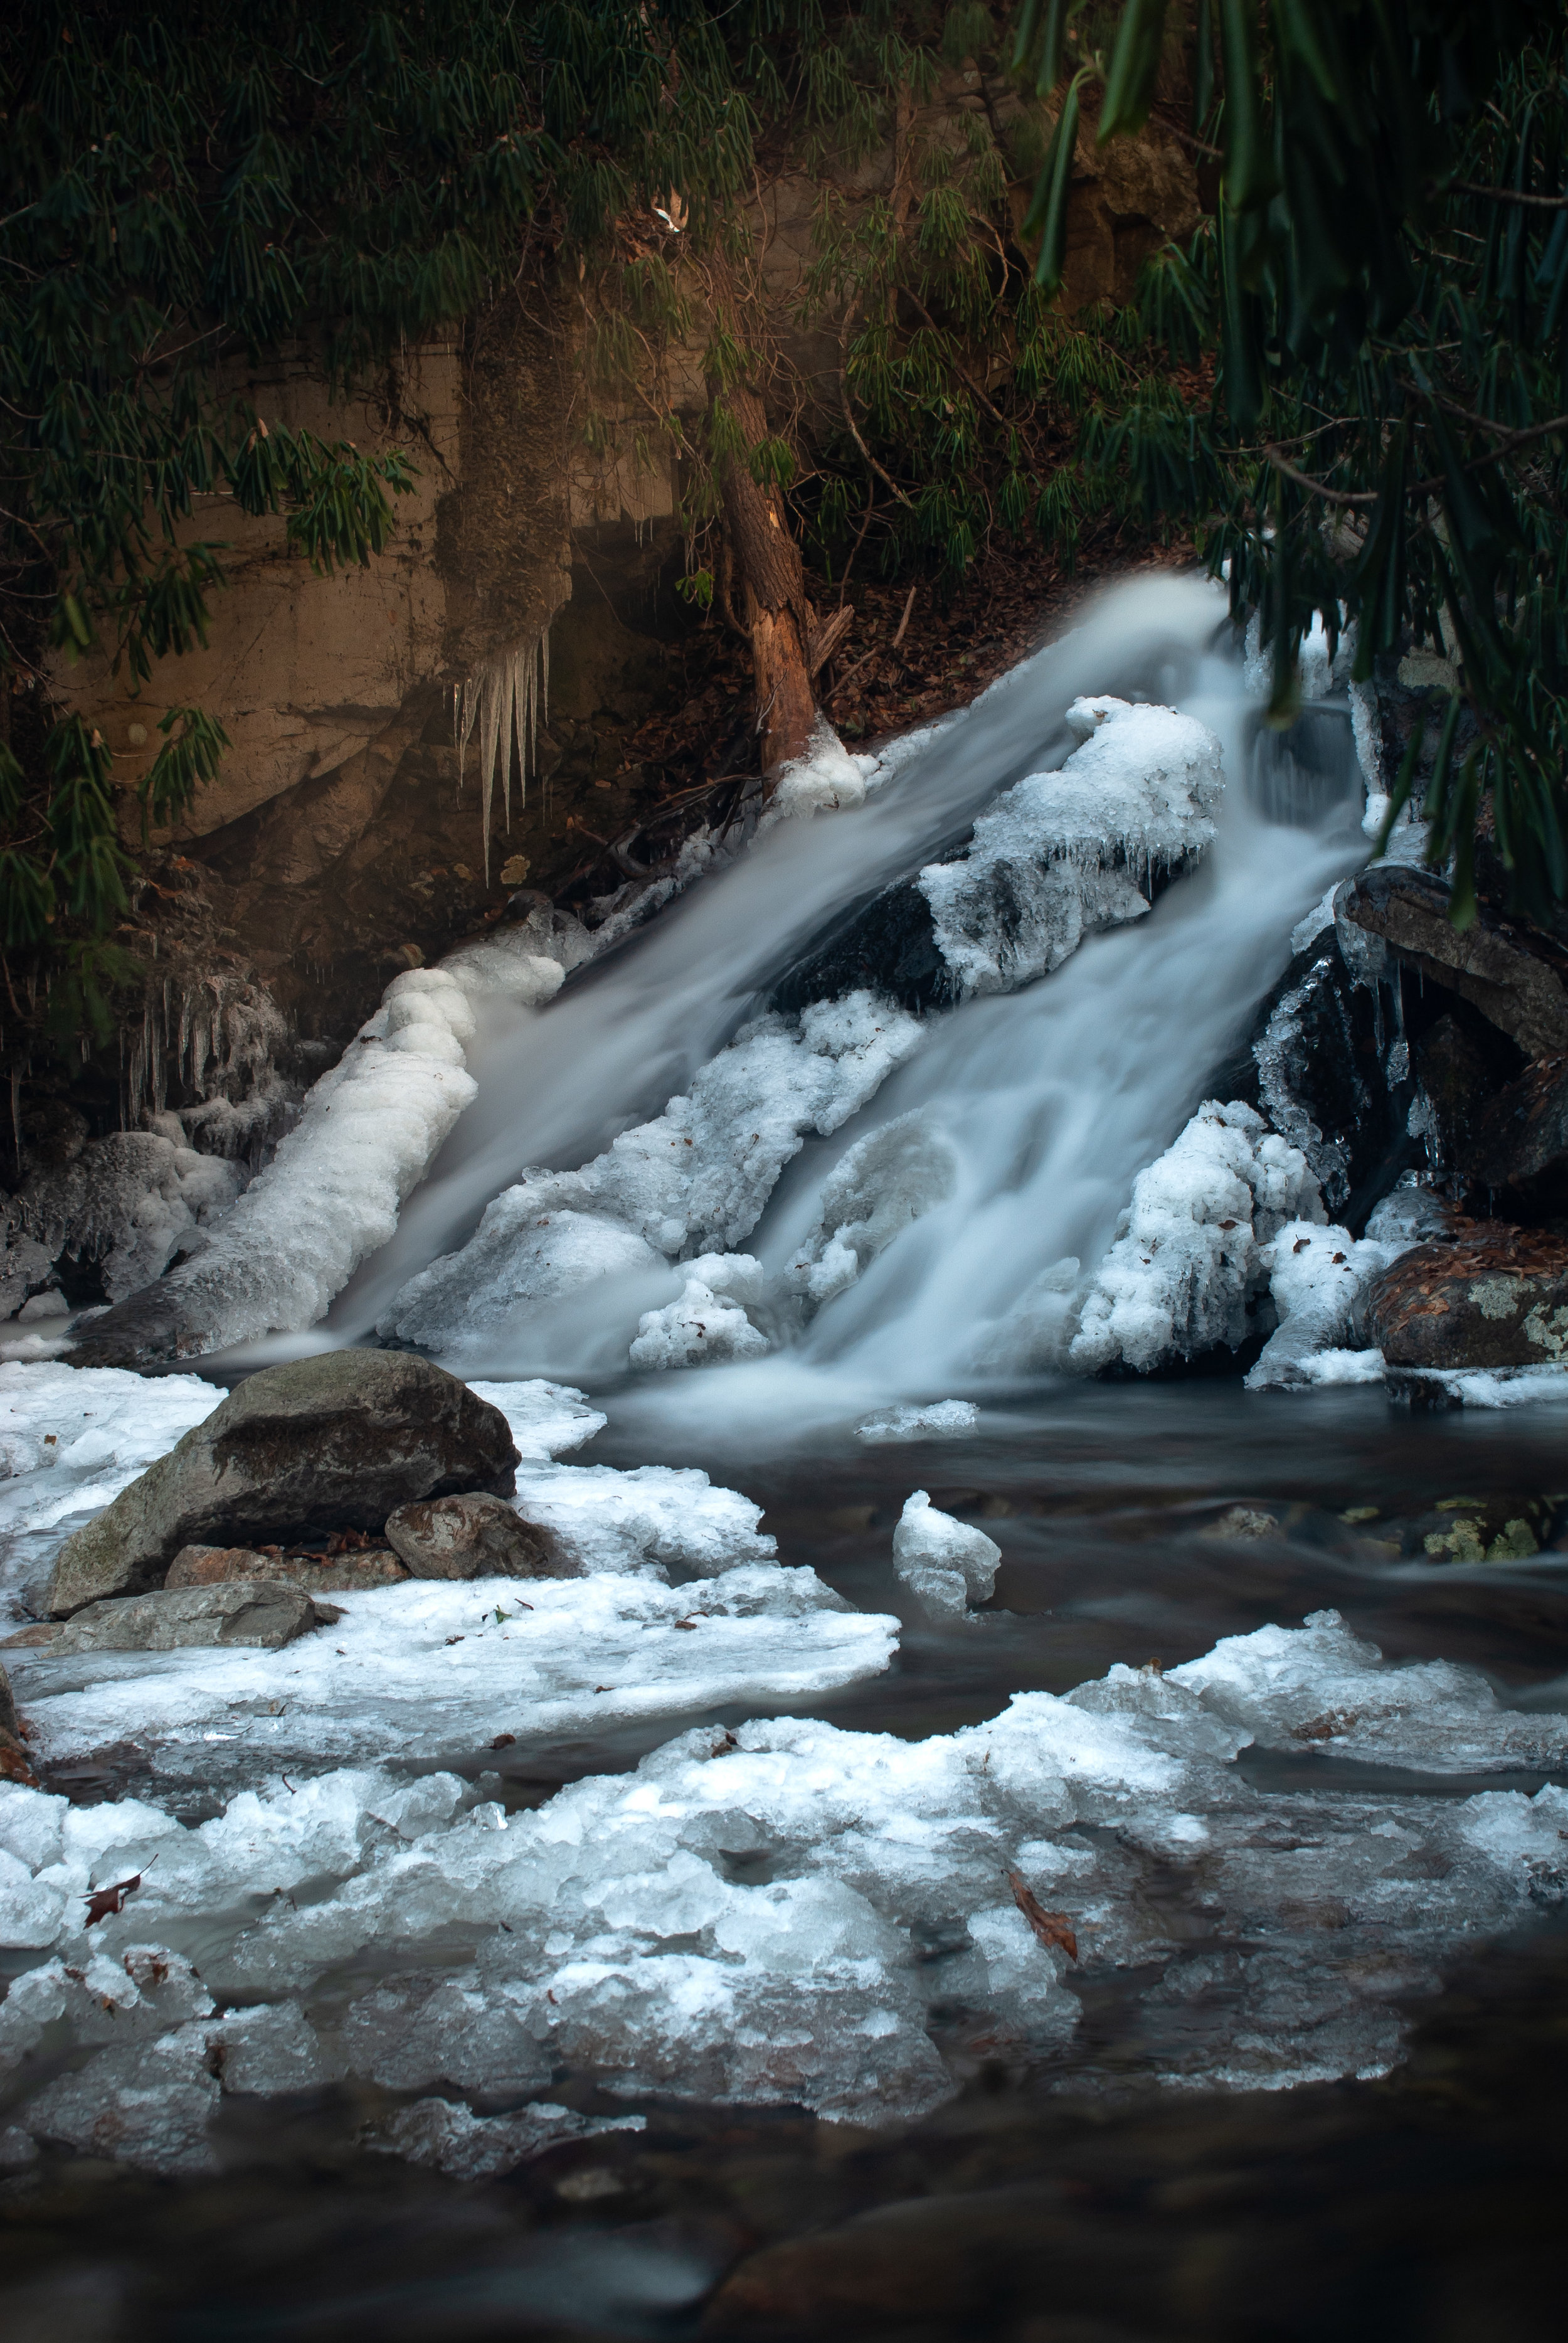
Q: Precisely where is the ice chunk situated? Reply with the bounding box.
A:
[380,991,924,1359]
[630,1255,771,1370]
[918,697,1224,1000]
[465,1378,608,1462]
[856,1400,980,1443]
[1071,1102,1325,1374]
[891,1490,1001,1618]
[363,2096,645,2181]
[1167,1607,1568,1773]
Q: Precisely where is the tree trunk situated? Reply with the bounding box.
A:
[714,381,818,781]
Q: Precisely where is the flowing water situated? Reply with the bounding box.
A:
[8,578,1568,2339]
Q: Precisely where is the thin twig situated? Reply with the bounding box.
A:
[1450,179,1568,209]
[892,580,917,649]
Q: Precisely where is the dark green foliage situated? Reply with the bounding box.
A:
[1054,1,1568,926]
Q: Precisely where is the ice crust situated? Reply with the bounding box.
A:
[892,1490,1000,1618]
[3,1371,889,1789]
[379,992,924,1360]
[363,2095,645,2180]
[1071,1102,1325,1374]
[917,697,1224,1000]
[5,1611,1567,2176]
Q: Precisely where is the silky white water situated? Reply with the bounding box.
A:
[267,575,1365,1421]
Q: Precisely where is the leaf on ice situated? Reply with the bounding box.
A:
[1007,1868,1078,1961]
[84,1872,142,1927]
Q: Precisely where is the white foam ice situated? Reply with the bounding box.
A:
[1071,1102,1325,1375]
[378,992,925,1368]
[4,1610,1566,2175]
[1391,1364,1568,1411]
[891,1490,1000,1618]
[918,696,1224,1001]
[760,720,883,826]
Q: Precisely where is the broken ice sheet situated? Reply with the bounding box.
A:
[5,1612,1568,2176]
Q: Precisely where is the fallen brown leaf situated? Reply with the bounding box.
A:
[1008,1869,1078,1961]
[84,1872,142,1927]
[490,1732,516,1750]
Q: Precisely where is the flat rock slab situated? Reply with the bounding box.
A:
[166,1544,410,1594]
[1363,1228,1568,1369]
[1342,867,1568,1059]
[23,1583,324,1654]
[384,1492,565,1580]
[46,1352,519,1616]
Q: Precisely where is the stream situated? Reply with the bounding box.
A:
[4,578,1568,2338]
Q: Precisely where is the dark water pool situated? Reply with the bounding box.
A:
[5,1381,1568,2340]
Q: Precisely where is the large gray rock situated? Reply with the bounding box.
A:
[36,1582,323,1653]
[46,1352,519,1616]
[383,1492,564,1580]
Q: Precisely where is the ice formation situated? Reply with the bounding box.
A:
[784,1113,959,1312]
[630,1255,771,1371]
[363,2095,645,2181]
[380,992,924,1360]
[5,1613,1567,2177]
[1071,1102,1325,1374]
[891,1490,1000,1618]
[0,1134,243,1341]
[760,720,882,826]
[917,696,1224,1000]
[1244,1219,1407,1389]
[856,1400,980,1443]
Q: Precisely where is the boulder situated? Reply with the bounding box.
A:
[1340,867,1568,1061]
[383,1492,564,1580]
[28,1582,325,1654]
[1360,1227,1568,1369]
[46,1351,519,1617]
[166,1544,410,1595]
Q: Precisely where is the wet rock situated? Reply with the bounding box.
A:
[165,1543,410,1594]
[769,874,955,1015]
[1340,866,1568,1061]
[0,1660,37,1784]
[1465,1051,1568,1214]
[383,1491,563,1579]
[46,1352,519,1615]
[1414,1012,1505,1179]
[28,1582,324,1653]
[1396,1495,1558,1565]
[1209,1506,1281,1541]
[1360,1227,1568,1369]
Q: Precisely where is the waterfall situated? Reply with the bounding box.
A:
[310,573,1367,1419]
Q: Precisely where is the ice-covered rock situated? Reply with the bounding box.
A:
[918,696,1224,1000]
[891,1491,1000,1618]
[1071,1102,1325,1375]
[1245,1219,1409,1389]
[4,1612,1567,2173]
[379,992,924,1361]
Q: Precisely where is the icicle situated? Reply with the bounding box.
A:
[455,620,555,879]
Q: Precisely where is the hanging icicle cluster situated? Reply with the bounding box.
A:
[455,627,551,879]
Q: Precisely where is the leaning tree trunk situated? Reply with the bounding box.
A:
[714,382,851,783]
